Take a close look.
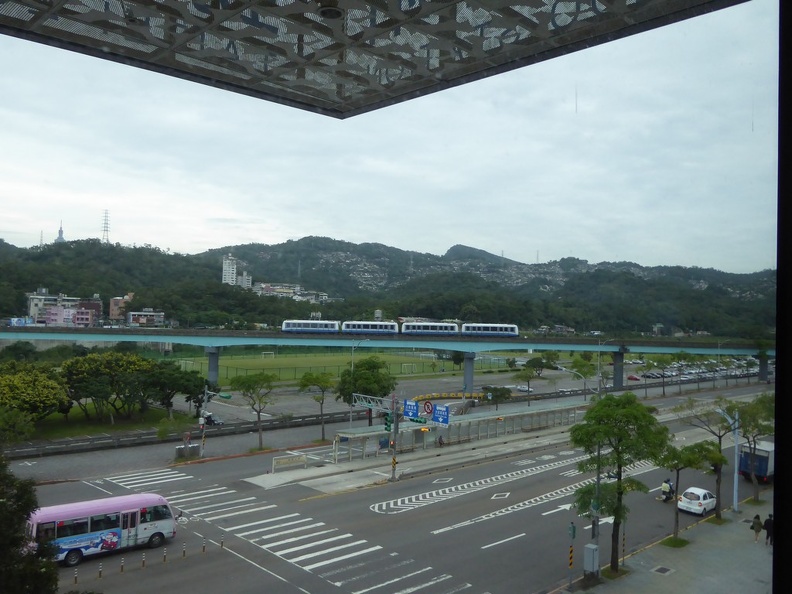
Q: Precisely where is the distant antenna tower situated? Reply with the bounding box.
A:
[40,231,43,246]
[102,210,110,244]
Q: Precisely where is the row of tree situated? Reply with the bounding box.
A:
[570,392,774,574]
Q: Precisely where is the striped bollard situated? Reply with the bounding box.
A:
[73,568,78,584]
[142,552,146,568]
[163,547,167,563]
[121,557,124,573]
[98,563,103,579]
[183,541,186,558]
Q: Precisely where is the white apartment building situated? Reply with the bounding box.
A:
[222,254,238,285]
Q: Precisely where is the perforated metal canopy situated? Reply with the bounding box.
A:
[0,0,748,119]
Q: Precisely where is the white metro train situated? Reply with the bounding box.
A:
[280,320,519,337]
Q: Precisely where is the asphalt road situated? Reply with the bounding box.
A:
[17,382,768,594]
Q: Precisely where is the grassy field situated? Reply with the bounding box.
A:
[172,349,521,386]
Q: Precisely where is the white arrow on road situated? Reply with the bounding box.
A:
[583,516,615,528]
[542,504,573,516]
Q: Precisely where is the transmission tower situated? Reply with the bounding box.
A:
[102,210,110,243]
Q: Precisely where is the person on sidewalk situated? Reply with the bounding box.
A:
[751,514,763,543]
[763,514,774,546]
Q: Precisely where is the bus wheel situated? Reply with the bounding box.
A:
[64,549,83,567]
[148,533,165,548]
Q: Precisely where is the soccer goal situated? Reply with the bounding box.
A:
[261,351,276,359]
[401,363,417,374]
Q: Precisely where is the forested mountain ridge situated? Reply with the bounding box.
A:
[0,237,776,339]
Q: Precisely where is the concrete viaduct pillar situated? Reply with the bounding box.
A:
[205,347,221,386]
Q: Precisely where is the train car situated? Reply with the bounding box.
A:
[341,320,399,334]
[460,323,519,337]
[401,321,460,335]
[281,320,341,333]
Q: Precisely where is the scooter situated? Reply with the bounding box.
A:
[657,481,675,502]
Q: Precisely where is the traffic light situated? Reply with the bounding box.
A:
[384,412,392,432]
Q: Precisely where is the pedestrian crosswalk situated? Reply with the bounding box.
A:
[132,480,481,594]
[105,468,195,490]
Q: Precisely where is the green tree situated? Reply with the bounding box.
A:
[570,393,670,573]
[513,367,537,393]
[299,371,336,442]
[0,409,35,447]
[525,357,545,377]
[647,354,674,396]
[542,351,560,368]
[0,341,39,362]
[655,441,725,538]
[482,386,512,411]
[450,351,465,369]
[336,356,398,404]
[229,372,278,450]
[0,456,59,594]
[61,352,157,421]
[143,361,205,420]
[727,393,774,502]
[673,396,736,519]
[0,371,69,421]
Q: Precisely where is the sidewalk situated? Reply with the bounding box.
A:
[564,490,775,594]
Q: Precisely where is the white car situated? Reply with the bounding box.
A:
[517,385,534,393]
[677,487,716,516]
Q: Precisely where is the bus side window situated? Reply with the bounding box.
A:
[91,513,120,531]
[59,518,89,537]
[140,508,152,523]
[37,522,56,543]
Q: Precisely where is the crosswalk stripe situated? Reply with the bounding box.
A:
[258,528,338,546]
[274,533,355,555]
[288,539,367,563]
[388,574,455,594]
[167,488,232,502]
[254,521,326,542]
[302,546,382,571]
[201,504,277,521]
[178,497,254,513]
[227,513,300,533]
[352,567,437,594]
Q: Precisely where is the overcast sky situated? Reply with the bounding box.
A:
[0,0,778,274]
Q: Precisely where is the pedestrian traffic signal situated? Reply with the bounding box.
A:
[384,412,392,432]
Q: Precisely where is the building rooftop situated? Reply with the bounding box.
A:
[0,0,747,119]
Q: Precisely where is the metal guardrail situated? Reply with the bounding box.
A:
[1,410,368,460]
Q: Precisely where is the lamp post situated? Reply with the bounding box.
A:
[349,339,369,428]
[716,408,740,513]
[596,338,615,395]
[558,366,588,400]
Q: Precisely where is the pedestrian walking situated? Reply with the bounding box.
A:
[751,514,763,543]
[763,514,774,546]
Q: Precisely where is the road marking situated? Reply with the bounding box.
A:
[371,454,591,514]
[481,533,525,549]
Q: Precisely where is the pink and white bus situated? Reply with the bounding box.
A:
[27,493,178,567]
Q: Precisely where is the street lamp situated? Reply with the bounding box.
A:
[558,366,588,400]
[350,338,369,428]
[716,407,740,513]
[597,338,616,395]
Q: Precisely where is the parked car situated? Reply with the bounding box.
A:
[516,385,534,393]
[627,374,641,381]
[677,487,716,516]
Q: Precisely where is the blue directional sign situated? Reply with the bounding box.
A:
[402,400,419,419]
[432,404,449,426]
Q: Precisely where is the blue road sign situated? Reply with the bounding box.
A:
[432,404,449,426]
[403,400,419,419]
